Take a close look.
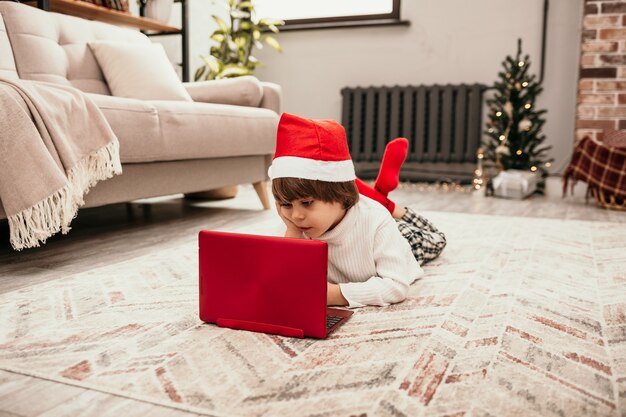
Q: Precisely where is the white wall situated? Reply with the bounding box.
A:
[167,0,583,174]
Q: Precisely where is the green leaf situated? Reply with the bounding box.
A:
[201,55,221,74]
[210,33,225,43]
[234,35,248,48]
[212,15,229,32]
[259,18,284,26]
[237,1,254,10]
[230,10,250,19]
[193,66,205,82]
[263,35,282,52]
[219,65,252,78]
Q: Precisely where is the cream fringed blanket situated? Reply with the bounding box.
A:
[0,78,122,250]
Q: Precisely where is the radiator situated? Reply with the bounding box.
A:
[341,83,487,182]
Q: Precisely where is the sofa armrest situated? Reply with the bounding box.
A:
[259,82,282,115]
[182,76,263,107]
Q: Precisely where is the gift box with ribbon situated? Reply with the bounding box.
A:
[492,170,538,199]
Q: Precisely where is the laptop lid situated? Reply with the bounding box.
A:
[199,230,329,338]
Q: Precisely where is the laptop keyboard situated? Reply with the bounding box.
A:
[326,315,342,329]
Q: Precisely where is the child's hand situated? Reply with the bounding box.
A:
[275,201,303,238]
[327,282,348,306]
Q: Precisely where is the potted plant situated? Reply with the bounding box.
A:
[194,0,284,81]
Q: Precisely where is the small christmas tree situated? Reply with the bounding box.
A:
[481,39,553,191]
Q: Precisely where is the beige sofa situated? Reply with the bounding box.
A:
[0,1,279,221]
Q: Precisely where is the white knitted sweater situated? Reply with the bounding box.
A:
[305,196,423,308]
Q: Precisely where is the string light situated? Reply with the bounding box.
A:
[524,103,531,109]
[362,179,472,193]
[516,150,522,155]
[530,166,537,172]
[522,81,529,87]
[488,128,494,133]
[518,61,525,67]
[496,111,502,117]
[396,181,473,193]
[545,162,551,168]
[499,135,506,141]
[473,148,486,191]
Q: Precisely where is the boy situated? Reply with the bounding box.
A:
[269,113,446,308]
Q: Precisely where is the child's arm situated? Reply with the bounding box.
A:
[339,219,423,307]
[327,283,348,306]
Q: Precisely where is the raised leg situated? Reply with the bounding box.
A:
[253,181,271,210]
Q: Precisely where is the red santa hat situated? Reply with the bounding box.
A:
[268,112,356,182]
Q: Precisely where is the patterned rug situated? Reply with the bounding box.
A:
[1,212,625,417]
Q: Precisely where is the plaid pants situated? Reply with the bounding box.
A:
[396,208,446,265]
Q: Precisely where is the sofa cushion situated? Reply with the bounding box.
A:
[0,2,150,94]
[89,41,192,101]
[87,94,278,163]
[0,15,18,80]
[183,76,263,107]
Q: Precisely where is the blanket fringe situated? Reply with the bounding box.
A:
[8,139,122,250]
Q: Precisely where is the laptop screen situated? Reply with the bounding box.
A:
[199,230,329,338]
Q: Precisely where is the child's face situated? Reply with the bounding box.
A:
[278,198,347,239]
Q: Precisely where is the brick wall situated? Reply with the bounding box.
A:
[577,0,626,141]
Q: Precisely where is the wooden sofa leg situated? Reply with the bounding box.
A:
[253,181,271,210]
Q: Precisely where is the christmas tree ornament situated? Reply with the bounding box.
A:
[496,145,510,155]
[518,119,532,131]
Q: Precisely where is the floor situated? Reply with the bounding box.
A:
[0,178,624,416]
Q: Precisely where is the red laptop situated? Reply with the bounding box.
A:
[198,230,353,339]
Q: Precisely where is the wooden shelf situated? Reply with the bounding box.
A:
[30,0,180,32]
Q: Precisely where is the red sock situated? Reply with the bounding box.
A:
[374,137,409,196]
[356,178,395,214]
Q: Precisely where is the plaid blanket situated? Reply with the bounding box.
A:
[563,135,626,199]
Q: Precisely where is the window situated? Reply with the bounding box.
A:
[254,0,406,31]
